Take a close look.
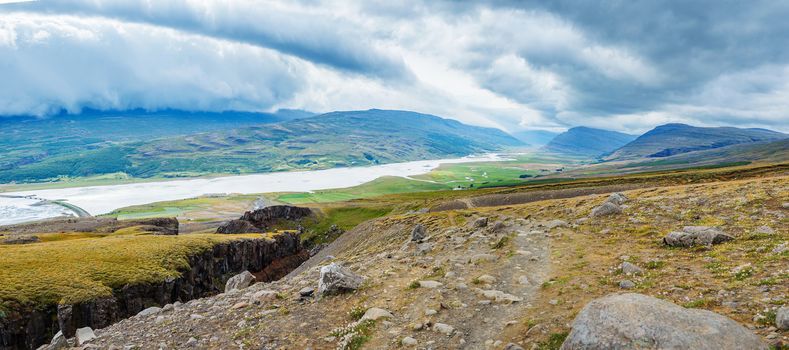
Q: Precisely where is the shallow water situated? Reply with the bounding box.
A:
[0,196,77,226]
[1,154,505,224]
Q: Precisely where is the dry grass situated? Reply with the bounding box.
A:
[497,175,788,345]
[0,233,265,309]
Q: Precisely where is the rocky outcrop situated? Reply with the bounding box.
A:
[663,226,733,247]
[0,233,308,350]
[561,293,767,350]
[217,205,313,234]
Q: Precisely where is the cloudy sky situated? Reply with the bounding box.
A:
[1,0,788,133]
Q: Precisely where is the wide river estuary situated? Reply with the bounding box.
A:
[0,154,505,226]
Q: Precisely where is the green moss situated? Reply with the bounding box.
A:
[537,332,569,350]
[0,233,264,307]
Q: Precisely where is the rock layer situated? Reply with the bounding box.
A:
[0,233,308,350]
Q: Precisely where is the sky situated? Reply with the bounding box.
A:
[1,1,788,134]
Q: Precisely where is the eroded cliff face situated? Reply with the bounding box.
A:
[216,205,313,234]
[0,233,308,350]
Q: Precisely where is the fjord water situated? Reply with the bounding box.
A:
[0,154,505,225]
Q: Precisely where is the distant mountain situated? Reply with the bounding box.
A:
[605,123,787,160]
[541,126,637,158]
[511,130,559,147]
[0,109,522,183]
[617,138,789,170]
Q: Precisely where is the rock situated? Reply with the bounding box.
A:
[755,226,774,234]
[561,293,767,350]
[411,224,427,242]
[619,280,635,289]
[2,235,40,245]
[606,192,628,205]
[476,274,497,284]
[591,202,622,217]
[546,220,568,229]
[773,242,787,254]
[225,271,256,292]
[504,343,525,350]
[136,306,161,317]
[298,287,315,297]
[663,226,734,247]
[215,219,264,234]
[470,253,497,263]
[619,262,643,275]
[418,280,443,289]
[777,307,789,330]
[491,221,506,232]
[218,205,313,233]
[75,327,96,346]
[318,263,365,295]
[415,242,433,255]
[402,336,418,346]
[473,217,489,228]
[782,202,789,209]
[361,307,394,321]
[50,331,67,350]
[480,289,523,303]
[425,309,437,316]
[185,337,198,347]
[518,276,530,285]
[433,323,455,336]
[250,290,278,303]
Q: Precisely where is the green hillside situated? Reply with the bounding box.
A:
[0,109,523,183]
[606,123,787,160]
[541,126,636,158]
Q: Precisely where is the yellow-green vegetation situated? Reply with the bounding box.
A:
[497,175,788,345]
[300,206,393,246]
[104,194,261,220]
[0,232,263,311]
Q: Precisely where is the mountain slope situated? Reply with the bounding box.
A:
[511,130,558,147]
[542,127,637,158]
[0,109,522,183]
[606,123,787,160]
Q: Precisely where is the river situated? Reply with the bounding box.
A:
[0,154,505,226]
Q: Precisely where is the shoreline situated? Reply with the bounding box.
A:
[1,154,508,224]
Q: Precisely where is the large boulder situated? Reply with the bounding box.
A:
[318,263,365,296]
[561,293,767,350]
[225,271,256,292]
[606,193,628,205]
[590,202,622,217]
[217,205,313,234]
[663,226,733,247]
[216,219,264,234]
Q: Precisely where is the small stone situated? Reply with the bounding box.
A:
[137,306,161,317]
[620,262,643,275]
[75,327,96,346]
[250,290,278,304]
[549,299,559,305]
[504,343,525,350]
[777,307,789,330]
[473,217,489,228]
[416,242,433,255]
[231,302,249,310]
[591,202,622,217]
[402,336,418,346]
[545,219,568,229]
[190,314,205,320]
[470,253,497,263]
[184,337,198,347]
[299,287,315,297]
[411,224,427,242]
[50,331,67,350]
[606,192,628,205]
[755,226,774,234]
[518,276,530,285]
[619,280,636,289]
[433,323,455,335]
[418,280,443,289]
[225,271,256,292]
[476,274,496,284]
[425,309,438,316]
[361,307,394,321]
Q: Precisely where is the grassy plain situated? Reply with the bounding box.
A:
[0,232,264,311]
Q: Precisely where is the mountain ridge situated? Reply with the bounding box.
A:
[606,123,787,160]
[541,126,637,158]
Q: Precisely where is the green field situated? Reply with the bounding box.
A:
[0,232,264,310]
